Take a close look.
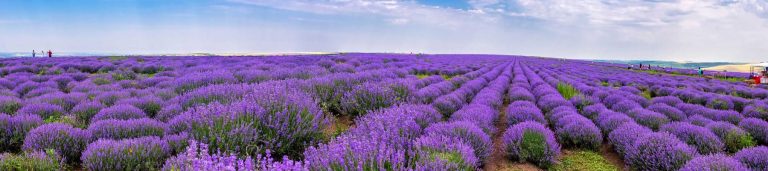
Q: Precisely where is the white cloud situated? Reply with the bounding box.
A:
[224,0,768,62]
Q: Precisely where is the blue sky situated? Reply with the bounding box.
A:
[1,0,767,62]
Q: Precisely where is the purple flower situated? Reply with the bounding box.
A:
[412,134,479,170]
[0,114,43,151]
[554,114,603,150]
[116,95,164,117]
[88,118,168,140]
[739,118,768,145]
[679,154,748,171]
[660,122,725,154]
[70,101,105,125]
[608,122,652,157]
[81,136,170,170]
[91,104,148,121]
[743,103,768,121]
[596,111,633,134]
[624,132,698,171]
[0,96,23,114]
[174,70,237,93]
[706,95,734,110]
[23,123,93,163]
[506,104,546,126]
[424,121,491,161]
[163,140,259,171]
[686,115,715,127]
[705,121,756,153]
[647,103,687,121]
[734,146,768,171]
[508,87,535,102]
[581,103,607,119]
[628,108,670,131]
[450,104,497,134]
[651,96,684,107]
[341,82,399,117]
[611,100,643,113]
[502,121,560,168]
[16,103,65,121]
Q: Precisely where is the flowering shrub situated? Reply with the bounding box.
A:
[734,146,768,171]
[412,134,479,170]
[81,136,170,170]
[22,123,92,163]
[624,132,698,171]
[91,104,148,121]
[503,121,560,168]
[88,118,167,140]
[660,122,724,154]
[0,114,43,152]
[424,121,491,160]
[679,154,748,171]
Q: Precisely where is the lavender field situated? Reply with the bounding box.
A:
[1,53,767,171]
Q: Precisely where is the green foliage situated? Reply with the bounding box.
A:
[724,131,756,153]
[549,151,619,171]
[441,74,453,80]
[556,82,579,100]
[0,150,63,171]
[641,90,653,100]
[600,81,609,87]
[520,131,551,168]
[92,77,112,85]
[415,74,430,79]
[0,101,22,115]
[44,115,80,128]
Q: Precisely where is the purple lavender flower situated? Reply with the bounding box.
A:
[705,121,756,153]
[0,114,43,151]
[116,95,164,118]
[91,104,148,121]
[608,122,652,156]
[743,102,768,121]
[624,132,698,171]
[503,121,560,168]
[651,96,684,107]
[81,136,170,170]
[88,118,168,140]
[734,146,768,171]
[686,115,715,127]
[596,110,633,134]
[554,114,603,150]
[0,96,22,115]
[341,82,399,117]
[450,104,497,134]
[70,101,105,125]
[22,123,92,163]
[739,118,768,145]
[16,103,65,121]
[660,122,725,154]
[679,154,748,171]
[163,140,259,171]
[706,95,735,110]
[581,103,607,119]
[412,134,479,170]
[647,103,687,121]
[506,104,546,126]
[424,121,491,161]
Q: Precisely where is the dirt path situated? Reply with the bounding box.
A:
[599,144,625,171]
[485,102,542,171]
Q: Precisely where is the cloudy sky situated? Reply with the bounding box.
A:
[1,0,767,62]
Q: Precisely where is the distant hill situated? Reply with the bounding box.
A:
[594,60,745,69]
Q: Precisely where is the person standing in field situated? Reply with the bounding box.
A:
[32,50,35,58]
[47,50,52,58]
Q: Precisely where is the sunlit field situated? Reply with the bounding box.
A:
[0,53,766,170]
